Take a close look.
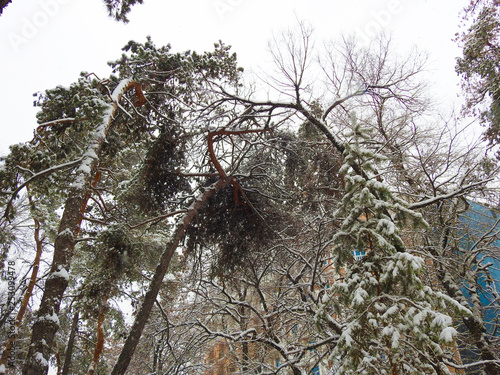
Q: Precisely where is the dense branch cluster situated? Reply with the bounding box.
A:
[0,27,499,375]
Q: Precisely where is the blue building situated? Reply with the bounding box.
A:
[458,200,500,336]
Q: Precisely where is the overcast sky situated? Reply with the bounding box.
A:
[0,0,467,156]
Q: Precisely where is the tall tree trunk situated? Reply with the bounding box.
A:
[0,194,43,373]
[61,311,79,375]
[22,79,135,375]
[111,178,231,375]
[54,350,61,375]
[87,277,115,375]
[87,301,107,375]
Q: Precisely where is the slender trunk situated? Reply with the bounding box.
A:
[54,351,61,375]
[241,341,249,373]
[87,278,115,375]
[22,79,135,375]
[238,303,249,373]
[111,178,231,375]
[61,311,79,375]
[152,331,164,374]
[0,195,43,372]
[87,301,107,375]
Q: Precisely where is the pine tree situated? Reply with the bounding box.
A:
[324,118,470,374]
[456,0,500,147]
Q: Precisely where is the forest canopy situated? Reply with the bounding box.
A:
[0,19,499,375]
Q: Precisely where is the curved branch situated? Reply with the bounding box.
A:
[322,89,366,121]
[409,178,494,209]
[36,118,76,133]
[3,158,83,219]
[207,127,270,204]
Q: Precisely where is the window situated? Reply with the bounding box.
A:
[352,250,365,260]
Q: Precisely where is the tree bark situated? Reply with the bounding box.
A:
[111,178,231,375]
[61,311,79,375]
[22,79,135,375]
[0,196,43,373]
[87,302,107,375]
[87,277,115,375]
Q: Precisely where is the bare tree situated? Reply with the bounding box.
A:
[201,25,500,373]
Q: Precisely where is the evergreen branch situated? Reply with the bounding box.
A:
[36,118,76,133]
[126,209,189,230]
[3,158,83,219]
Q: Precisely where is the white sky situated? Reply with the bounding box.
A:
[0,0,468,156]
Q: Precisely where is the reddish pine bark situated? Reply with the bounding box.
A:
[110,178,231,375]
[0,194,43,372]
[22,79,136,375]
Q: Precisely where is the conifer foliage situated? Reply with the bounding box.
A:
[0,0,143,21]
[456,0,500,147]
[326,119,469,374]
[0,31,499,375]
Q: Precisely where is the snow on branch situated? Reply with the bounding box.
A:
[408,178,494,209]
[2,157,83,219]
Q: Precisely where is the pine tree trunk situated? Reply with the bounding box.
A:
[22,79,135,375]
[87,278,115,375]
[22,194,88,375]
[87,303,107,375]
[61,311,79,375]
[111,178,231,375]
[0,200,43,373]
